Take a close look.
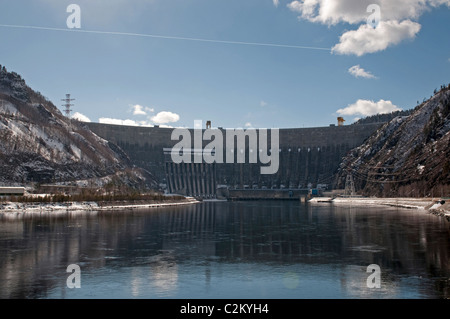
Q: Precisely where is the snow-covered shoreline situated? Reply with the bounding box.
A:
[0,197,200,215]
[1,196,449,222]
[309,197,450,221]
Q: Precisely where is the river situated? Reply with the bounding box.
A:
[0,200,449,299]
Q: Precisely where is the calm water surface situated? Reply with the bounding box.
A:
[0,200,449,299]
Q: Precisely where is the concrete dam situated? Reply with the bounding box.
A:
[86,122,383,198]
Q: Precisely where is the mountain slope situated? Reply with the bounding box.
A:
[0,65,153,188]
[335,85,450,197]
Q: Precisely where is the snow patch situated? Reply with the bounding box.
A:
[417,164,425,174]
[70,145,82,160]
[0,100,18,115]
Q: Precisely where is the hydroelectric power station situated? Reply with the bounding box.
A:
[85,122,383,199]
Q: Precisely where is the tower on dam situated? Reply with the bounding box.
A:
[85,122,383,198]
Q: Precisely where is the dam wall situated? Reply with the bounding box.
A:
[85,122,383,197]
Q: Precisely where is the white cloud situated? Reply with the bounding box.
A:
[332,20,421,56]
[348,65,376,79]
[98,118,153,127]
[260,100,268,107]
[150,111,180,125]
[245,122,253,127]
[287,0,449,56]
[99,118,138,126]
[71,112,91,122]
[132,104,146,115]
[273,0,280,7]
[337,99,401,117]
[98,105,169,127]
[131,104,155,116]
[287,0,449,25]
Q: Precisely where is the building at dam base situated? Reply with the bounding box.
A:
[85,122,383,199]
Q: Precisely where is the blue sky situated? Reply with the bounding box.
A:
[0,0,449,128]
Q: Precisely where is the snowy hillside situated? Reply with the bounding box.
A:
[335,85,450,197]
[0,65,153,189]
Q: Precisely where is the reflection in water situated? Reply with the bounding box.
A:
[0,201,449,298]
[148,252,178,296]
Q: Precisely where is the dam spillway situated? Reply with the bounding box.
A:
[85,122,383,198]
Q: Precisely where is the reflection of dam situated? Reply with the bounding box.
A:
[86,123,383,198]
[0,202,449,298]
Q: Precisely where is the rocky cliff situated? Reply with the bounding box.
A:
[335,85,450,197]
[0,65,154,190]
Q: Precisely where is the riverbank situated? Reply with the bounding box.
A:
[0,196,200,214]
[309,196,450,221]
